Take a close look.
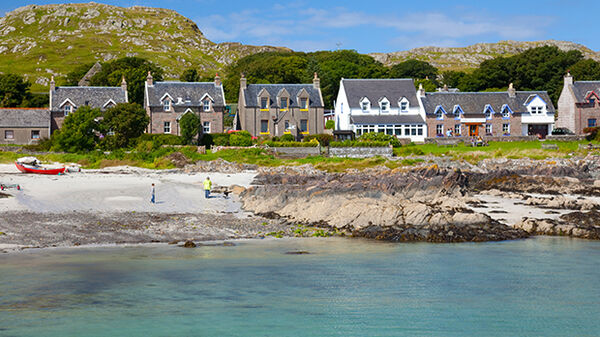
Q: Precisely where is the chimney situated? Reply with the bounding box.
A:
[313,72,320,89]
[146,71,153,87]
[50,75,55,91]
[214,72,221,87]
[417,83,426,97]
[564,71,573,86]
[442,84,448,92]
[508,83,516,98]
[240,73,247,90]
[121,76,127,92]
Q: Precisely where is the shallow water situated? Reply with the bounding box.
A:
[1,237,599,337]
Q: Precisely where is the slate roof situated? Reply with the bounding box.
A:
[421,91,555,115]
[341,79,419,109]
[570,81,600,103]
[0,108,50,128]
[51,86,127,111]
[243,84,323,108]
[350,114,425,125]
[146,81,226,107]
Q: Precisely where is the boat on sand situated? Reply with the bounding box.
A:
[15,157,66,175]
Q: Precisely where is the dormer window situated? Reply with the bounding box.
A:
[530,106,543,114]
[435,106,444,119]
[280,98,289,110]
[260,97,269,110]
[484,105,493,119]
[502,105,511,118]
[203,100,210,112]
[163,99,171,111]
[381,102,389,111]
[453,105,463,115]
[300,97,308,110]
[64,105,72,116]
[400,101,408,112]
[361,101,369,111]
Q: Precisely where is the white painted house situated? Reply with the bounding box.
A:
[334,78,427,142]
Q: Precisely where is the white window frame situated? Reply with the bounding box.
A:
[399,98,409,112]
[300,97,309,110]
[485,124,492,135]
[260,97,269,110]
[203,100,210,112]
[436,124,443,136]
[502,123,510,134]
[164,121,171,134]
[380,101,389,112]
[5,130,14,140]
[435,106,444,119]
[163,100,171,112]
[454,124,461,136]
[64,105,72,116]
[530,106,543,114]
[280,97,289,110]
[203,121,211,133]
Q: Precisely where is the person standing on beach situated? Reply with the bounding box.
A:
[203,177,212,199]
[151,183,156,204]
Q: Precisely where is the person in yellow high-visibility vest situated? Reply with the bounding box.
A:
[203,177,212,199]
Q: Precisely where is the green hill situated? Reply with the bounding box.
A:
[0,3,289,90]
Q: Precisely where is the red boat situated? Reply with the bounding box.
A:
[15,162,66,175]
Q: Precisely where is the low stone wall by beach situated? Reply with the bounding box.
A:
[329,146,393,158]
[546,135,587,141]
[270,147,320,157]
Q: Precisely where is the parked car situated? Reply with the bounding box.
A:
[551,127,574,135]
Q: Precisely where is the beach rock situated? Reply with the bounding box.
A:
[165,152,192,168]
[182,240,196,248]
[515,212,600,239]
[285,251,310,255]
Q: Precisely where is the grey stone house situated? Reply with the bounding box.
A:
[421,84,556,138]
[49,76,128,132]
[236,73,324,137]
[557,73,600,134]
[144,72,225,135]
[0,108,50,145]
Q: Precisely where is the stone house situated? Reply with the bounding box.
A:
[49,76,128,132]
[236,73,324,137]
[334,78,427,142]
[0,108,50,145]
[144,72,225,135]
[556,73,600,134]
[421,84,555,138]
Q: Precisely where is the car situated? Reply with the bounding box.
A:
[551,127,574,135]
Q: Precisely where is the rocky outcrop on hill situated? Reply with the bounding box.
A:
[369,40,600,69]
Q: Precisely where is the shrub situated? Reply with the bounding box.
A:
[102,103,149,149]
[179,112,201,145]
[325,120,335,129]
[583,127,600,141]
[303,133,334,146]
[229,130,252,146]
[358,132,401,147]
[135,134,184,147]
[200,133,230,147]
[280,134,295,142]
[330,140,389,147]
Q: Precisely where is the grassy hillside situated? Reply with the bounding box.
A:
[0,3,289,91]
[370,40,600,71]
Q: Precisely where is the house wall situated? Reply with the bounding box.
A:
[0,127,50,145]
[574,102,600,133]
[50,111,65,133]
[426,113,523,137]
[147,106,224,135]
[239,106,324,138]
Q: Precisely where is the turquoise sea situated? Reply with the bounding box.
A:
[1,237,599,336]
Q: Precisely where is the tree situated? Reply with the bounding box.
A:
[325,120,335,129]
[179,111,201,145]
[51,106,101,152]
[0,74,31,107]
[22,93,49,108]
[389,60,438,82]
[569,59,600,81]
[180,68,201,82]
[414,78,437,92]
[440,71,467,88]
[102,103,149,149]
[90,57,164,105]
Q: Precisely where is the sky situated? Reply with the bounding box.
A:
[2,0,599,53]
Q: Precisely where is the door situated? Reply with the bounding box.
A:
[468,124,478,136]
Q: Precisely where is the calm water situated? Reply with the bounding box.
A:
[1,237,599,337]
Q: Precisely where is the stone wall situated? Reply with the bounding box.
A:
[270,146,320,157]
[546,135,587,141]
[329,146,393,158]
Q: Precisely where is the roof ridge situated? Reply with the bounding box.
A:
[57,86,123,89]
[156,81,215,84]
[0,107,48,110]
[246,83,313,86]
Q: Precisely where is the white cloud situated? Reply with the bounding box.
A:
[195,5,553,52]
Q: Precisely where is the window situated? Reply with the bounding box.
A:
[203,121,211,133]
[588,119,597,128]
[590,98,596,106]
[361,101,369,111]
[284,120,290,133]
[417,125,423,136]
[31,130,40,139]
[485,124,492,135]
[203,100,210,111]
[436,108,443,119]
[164,122,171,133]
[502,107,510,118]
[454,124,461,136]
[300,98,308,110]
[400,101,408,112]
[5,130,14,140]
[280,98,288,110]
[436,124,443,136]
[260,97,269,110]
[163,100,171,111]
[381,102,389,111]
[84,100,90,106]
[64,105,72,116]
[531,106,543,114]
[260,120,269,134]
[485,106,492,119]
[502,123,510,135]
[300,119,308,134]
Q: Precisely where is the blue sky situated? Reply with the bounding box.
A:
[3,0,599,53]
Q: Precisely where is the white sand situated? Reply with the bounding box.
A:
[0,164,257,214]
